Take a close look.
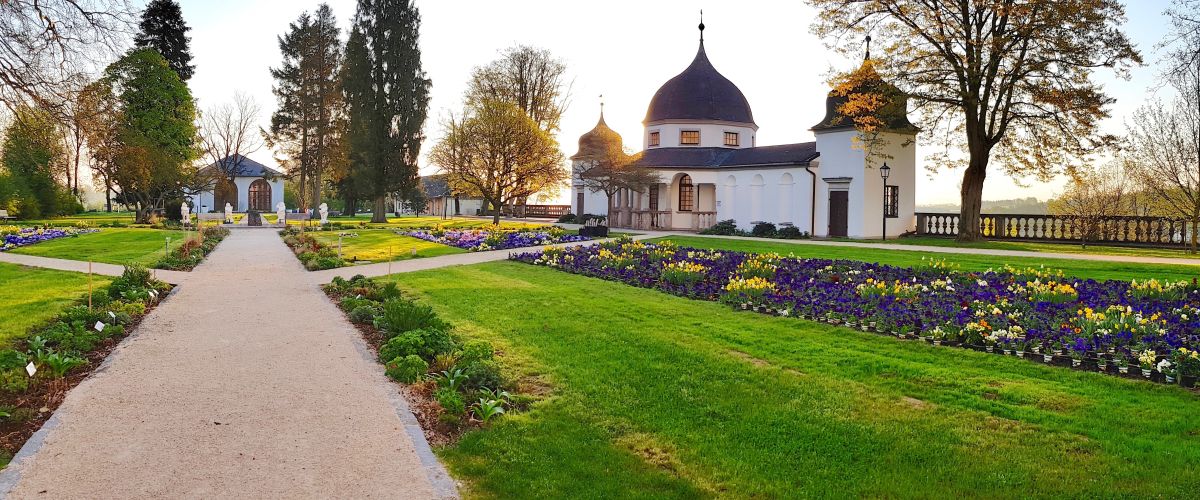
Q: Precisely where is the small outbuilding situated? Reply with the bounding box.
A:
[191,154,286,213]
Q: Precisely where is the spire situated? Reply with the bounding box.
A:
[864,34,872,61]
[598,94,606,125]
[698,10,705,42]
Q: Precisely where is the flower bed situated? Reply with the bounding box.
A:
[0,264,171,460]
[511,238,1200,388]
[405,226,590,252]
[1,226,98,251]
[323,275,530,445]
[154,226,230,270]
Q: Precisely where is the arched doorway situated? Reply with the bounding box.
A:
[214,178,237,211]
[248,179,271,211]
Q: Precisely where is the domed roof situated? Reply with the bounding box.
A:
[812,59,917,133]
[643,41,755,126]
[572,112,624,159]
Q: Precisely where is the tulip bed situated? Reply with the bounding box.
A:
[406,226,590,252]
[512,238,1200,387]
[1,226,97,251]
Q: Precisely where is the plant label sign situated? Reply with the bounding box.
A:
[25,362,36,377]
[95,321,105,332]
[108,311,117,320]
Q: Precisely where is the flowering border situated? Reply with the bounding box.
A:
[1,226,98,251]
[510,239,1200,388]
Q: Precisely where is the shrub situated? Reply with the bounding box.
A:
[108,263,154,299]
[379,327,454,362]
[384,355,428,383]
[701,219,739,236]
[777,226,806,239]
[577,214,607,227]
[458,340,495,365]
[434,387,466,416]
[348,305,378,324]
[751,222,777,238]
[556,213,577,223]
[374,299,449,337]
[0,369,29,393]
[460,359,503,391]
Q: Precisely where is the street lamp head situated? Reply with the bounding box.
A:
[879,162,891,182]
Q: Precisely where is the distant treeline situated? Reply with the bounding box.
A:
[917,197,1048,215]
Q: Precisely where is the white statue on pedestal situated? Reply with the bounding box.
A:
[276,202,286,226]
[180,201,190,226]
[224,202,233,224]
[318,203,329,225]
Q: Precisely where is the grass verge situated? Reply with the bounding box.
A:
[386,261,1200,498]
[0,263,110,347]
[652,235,1200,282]
[8,228,187,266]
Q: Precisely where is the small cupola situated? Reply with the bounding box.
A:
[572,107,624,159]
[811,48,918,134]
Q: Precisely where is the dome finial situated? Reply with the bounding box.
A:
[599,94,605,119]
[698,10,705,42]
[864,34,872,61]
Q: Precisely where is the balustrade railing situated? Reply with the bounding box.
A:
[916,212,1195,247]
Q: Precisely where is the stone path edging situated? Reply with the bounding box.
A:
[0,252,191,284]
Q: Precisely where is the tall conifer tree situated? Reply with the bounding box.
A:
[344,0,431,223]
[133,0,194,81]
[267,4,343,211]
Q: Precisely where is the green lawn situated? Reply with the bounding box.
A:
[308,229,464,263]
[871,235,1200,260]
[322,215,545,230]
[9,228,187,266]
[9,211,137,227]
[653,235,1200,282]
[388,261,1200,498]
[0,263,108,347]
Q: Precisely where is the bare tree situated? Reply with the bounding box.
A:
[466,45,571,134]
[198,92,263,208]
[1127,85,1200,252]
[1048,160,1130,248]
[575,131,656,223]
[429,100,566,225]
[0,0,135,112]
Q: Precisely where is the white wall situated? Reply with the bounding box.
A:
[714,168,816,232]
[191,177,285,213]
[813,129,916,238]
[643,121,757,149]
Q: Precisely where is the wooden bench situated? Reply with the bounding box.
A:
[285,213,311,221]
[197,213,226,223]
[0,209,14,221]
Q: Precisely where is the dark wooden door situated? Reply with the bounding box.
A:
[828,191,848,237]
[576,192,584,215]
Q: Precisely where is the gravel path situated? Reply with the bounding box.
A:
[0,229,453,498]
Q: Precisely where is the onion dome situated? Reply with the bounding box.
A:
[643,40,756,126]
[812,59,917,133]
[572,111,623,159]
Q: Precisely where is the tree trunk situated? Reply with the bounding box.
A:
[957,153,989,242]
[371,196,388,223]
[491,199,501,225]
[105,186,112,212]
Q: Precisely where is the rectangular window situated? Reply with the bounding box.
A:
[680,130,700,145]
[648,131,660,147]
[884,185,899,218]
[649,185,659,210]
[724,131,739,146]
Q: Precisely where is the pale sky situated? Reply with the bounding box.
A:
[181,0,1175,205]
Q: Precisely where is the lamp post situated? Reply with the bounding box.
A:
[879,162,891,241]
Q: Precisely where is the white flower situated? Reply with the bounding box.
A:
[977,279,988,287]
[1157,359,1173,373]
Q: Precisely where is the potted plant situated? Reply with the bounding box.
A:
[1115,356,1130,375]
[1138,349,1157,379]
[1069,349,1085,368]
[1096,355,1109,373]
[1175,348,1200,388]
[1158,359,1177,384]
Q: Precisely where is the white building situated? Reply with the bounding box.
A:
[571,24,917,238]
[191,154,286,213]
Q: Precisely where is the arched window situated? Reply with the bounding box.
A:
[678,174,694,212]
[248,179,271,211]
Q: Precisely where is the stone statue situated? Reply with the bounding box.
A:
[318,203,329,225]
[276,202,286,227]
[224,202,233,224]
[181,202,190,226]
